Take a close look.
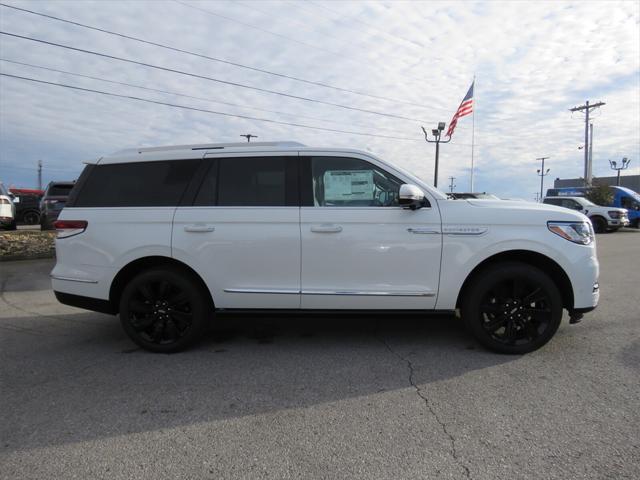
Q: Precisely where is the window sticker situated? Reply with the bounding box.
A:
[324,170,374,201]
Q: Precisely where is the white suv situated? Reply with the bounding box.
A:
[542,196,629,233]
[52,142,599,354]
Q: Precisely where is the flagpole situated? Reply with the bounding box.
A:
[470,75,476,192]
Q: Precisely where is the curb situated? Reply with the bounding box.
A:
[0,253,56,262]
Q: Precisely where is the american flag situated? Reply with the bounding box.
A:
[446,81,474,138]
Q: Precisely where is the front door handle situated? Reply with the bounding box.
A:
[311,224,343,233]
[184,224,215,233]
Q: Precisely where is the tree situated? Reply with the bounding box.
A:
[585,180,613,206]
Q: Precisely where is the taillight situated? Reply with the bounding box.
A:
[0,198,10,204]
[53,220,87,238]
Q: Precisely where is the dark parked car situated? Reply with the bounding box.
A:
[10,189,44,225]
[40,181,75,230]
[449,192,500,200]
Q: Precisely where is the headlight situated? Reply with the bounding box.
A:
[547,221,594,245]
[608,211,621,219]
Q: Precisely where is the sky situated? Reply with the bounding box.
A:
[0,0,639,200]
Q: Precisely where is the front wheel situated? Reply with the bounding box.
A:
[590,216,607,233]
[461,262,563,354]
[119,267,211,352]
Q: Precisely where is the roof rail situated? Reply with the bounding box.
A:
[122,141,307,154]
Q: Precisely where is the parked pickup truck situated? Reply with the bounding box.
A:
[542,196,629,233]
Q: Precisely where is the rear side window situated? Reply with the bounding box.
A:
[73,160,198,207]
[194,156,297,207]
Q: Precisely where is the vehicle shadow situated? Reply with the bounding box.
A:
[1,311,515,454]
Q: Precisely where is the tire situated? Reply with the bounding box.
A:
[8,219,17,231]
[461,262,563,354]
[590,216,607,234]
[23,211,40,225]
[119,267,211,353]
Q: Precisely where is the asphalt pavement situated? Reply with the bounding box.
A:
[1,230,639,479]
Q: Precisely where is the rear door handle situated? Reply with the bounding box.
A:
[184,224,215,233]
[407,227,440,234]
[311,224,343,233]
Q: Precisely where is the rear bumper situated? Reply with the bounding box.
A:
[54,291,116,315]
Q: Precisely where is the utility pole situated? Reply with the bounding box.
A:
[240,134,257,143]
[536,157,550,202]
[569,101,605,186]
[422,123,450,188]
[534,192,540,202]
[609,157,631,186]
[37,160,42,191]
[588,123,593,183]
[448,176,456,193]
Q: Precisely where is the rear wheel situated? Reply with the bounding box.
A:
[461,262,563,354]
[590,216,607,233]
[119,267,211,352]
[23,211,40,225]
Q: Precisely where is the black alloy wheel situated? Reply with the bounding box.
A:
[119,267,210,352]
[23,211,40,225]
[462,262,563,354]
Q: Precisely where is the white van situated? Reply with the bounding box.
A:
[52,142,599,354]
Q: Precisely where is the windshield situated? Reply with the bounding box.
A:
[0,183,8,197]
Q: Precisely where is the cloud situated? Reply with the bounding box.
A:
[0,0,638,198]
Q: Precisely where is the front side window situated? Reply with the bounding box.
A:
[309,156,403,207]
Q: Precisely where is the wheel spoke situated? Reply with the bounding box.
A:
[169,310,192,330]
[129,300,153,314]
[138,284,155,301]
[157,280,171,298]
[168,291,189,307]
[130,314,154,331]
[512,278,525,299]
[484,313,508,331]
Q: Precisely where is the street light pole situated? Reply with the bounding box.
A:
[240,134,257,143]
[609,157,631,186]
[422,123,451,188]
[536,157,550,202]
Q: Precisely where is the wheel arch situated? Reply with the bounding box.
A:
[109,256,214,311]
[455,250,574,311]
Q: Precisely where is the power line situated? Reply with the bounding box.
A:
[306,1,424,52]
[0,31,433,124]
[0,3,440,111]
[0,58,416,135]
[0,72,425,141]
[172,0,433,87]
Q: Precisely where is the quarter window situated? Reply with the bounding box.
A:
[309,157,403,207]
[73,160,198,207]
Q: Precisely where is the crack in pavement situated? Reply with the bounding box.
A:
[377,335,472,479]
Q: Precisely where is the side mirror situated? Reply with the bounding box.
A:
[399,184,428,210]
